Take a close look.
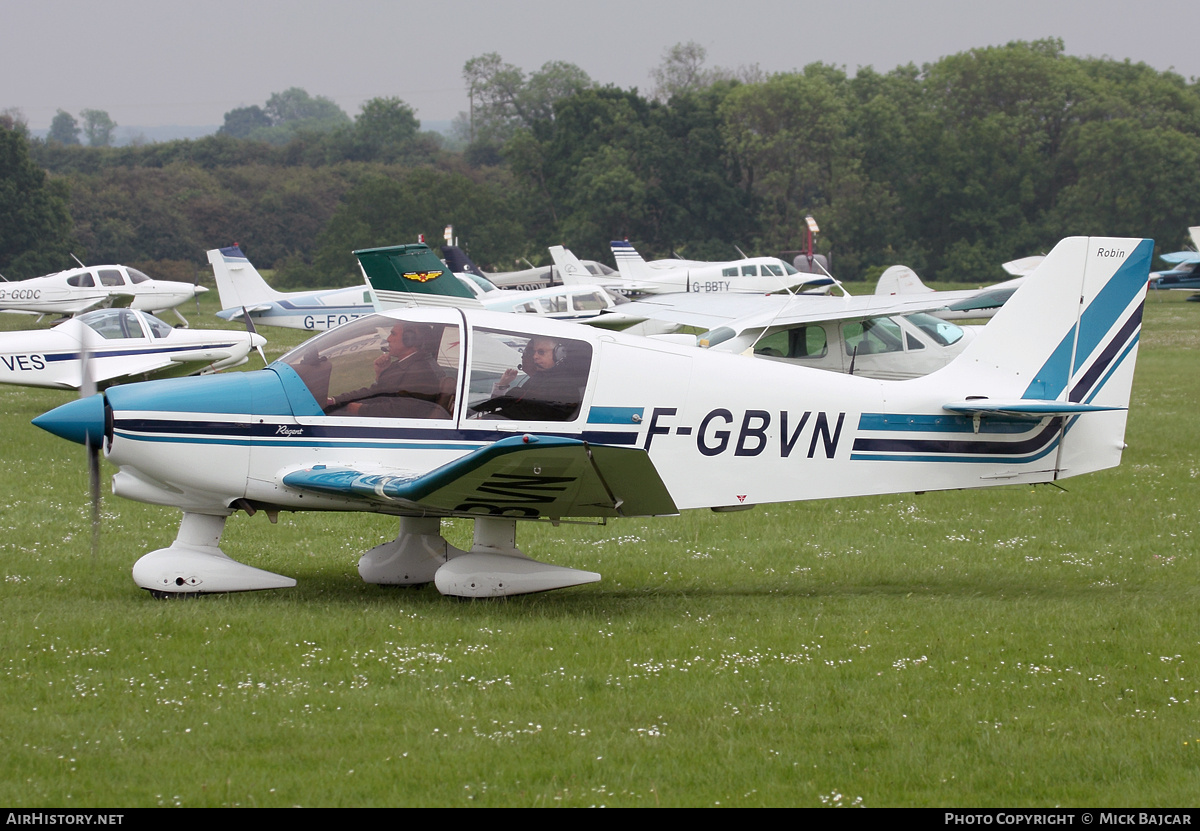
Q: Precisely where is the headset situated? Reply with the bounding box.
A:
[521,337,567,371]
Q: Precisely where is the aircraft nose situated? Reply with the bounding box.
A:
[194,285,209,295]
[33,394,106,447]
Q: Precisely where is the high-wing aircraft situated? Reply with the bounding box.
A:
[0,263,207,321]
[608,240,833,295]
[210,245,376,331]
[1,307,266,390]
[601,288,979,380]
[872,256,1045,320]
[34,237,1151,600]
[1148,225,1200,296]
[556,243,979,374]
[442,243,616,291]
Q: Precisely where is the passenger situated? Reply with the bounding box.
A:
[325,322,443,418]
[475,336,585,421]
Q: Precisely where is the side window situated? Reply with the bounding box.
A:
[80,309,138,340]
[280,316,460,420]
[790,325,828,358]
[752,331,789,358]
[762,264,784,277]
[571,291,607,311]
[468,329,593,422]
[144,315,174,338]
[126,269,152,284]
[722,267,738,277]
[67,272,96,288]
[98,269,126,287]
[844,317,904,356]
[741,265,758,276]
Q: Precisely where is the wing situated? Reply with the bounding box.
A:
[280,434,678,520]
[1159,251,1200,265]
[606,291,959,332]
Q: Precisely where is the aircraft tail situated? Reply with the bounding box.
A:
[548,245,594,286]
[875,265,931,296]
[207,246,285,309]
[610,240,652,282]
[356,244,483,311]
[442,245,488,279]
[935,236,1152,480]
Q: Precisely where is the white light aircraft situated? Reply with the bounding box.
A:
[608,239,833,295]
[1,307,266,390]
[209,245,375,331]
[34,237,1152,600]
[443,243,616,291]
[0,263,207,322]
[558,244,979,376]
[873,256,1046,320]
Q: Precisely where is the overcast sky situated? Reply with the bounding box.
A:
[4,0,1197,131]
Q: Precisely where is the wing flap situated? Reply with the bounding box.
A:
[281,435,678,519]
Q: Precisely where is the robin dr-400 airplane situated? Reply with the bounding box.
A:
[34,236,1151,599]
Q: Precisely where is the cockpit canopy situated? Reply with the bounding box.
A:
[278,313,595,422]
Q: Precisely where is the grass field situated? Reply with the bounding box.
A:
[0,285,1197,807]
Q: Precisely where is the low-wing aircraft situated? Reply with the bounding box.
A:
[1,307,266,390]
[34,237,1151,600]
[210,245,375,331]
[442,243,616,291]
[872,256,1044,320]
[1148,225,1200,296]
[608,240,833,295]
[0,263,207,322]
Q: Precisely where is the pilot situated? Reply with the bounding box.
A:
[325,322,443,418]
[475,335,585,421]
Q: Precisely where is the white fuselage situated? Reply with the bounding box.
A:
[0,309,262,390]
[0,266,203,315]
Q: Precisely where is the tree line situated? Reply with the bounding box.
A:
[3,39,1199,287]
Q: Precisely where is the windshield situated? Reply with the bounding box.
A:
[904,313,964,346]
[280,315,461,419]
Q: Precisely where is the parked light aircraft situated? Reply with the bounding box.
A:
[608,240,833,295]
[442,243,616,291]
[34,236,1151,599]
[873,256,1045,320]
[0,307,265,390]
[0,263,207,321]
[555,243,977,373]
[1148,226,1200,296]
[210,245,375,331]
[602,288,979,380]
[437,253,633,324]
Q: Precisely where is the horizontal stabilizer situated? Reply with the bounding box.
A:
[282,434,678,520]
[943,399,1124,420]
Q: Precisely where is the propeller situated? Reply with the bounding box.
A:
[242,307,268,365]
[78,323,102,561]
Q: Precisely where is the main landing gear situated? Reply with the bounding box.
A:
[133,512,599,599]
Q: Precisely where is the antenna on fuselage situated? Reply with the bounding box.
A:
[70,253,86,268]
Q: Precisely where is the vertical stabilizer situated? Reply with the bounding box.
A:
[610,240,652,283]
[356,244,483,312]
[875,265,931,296]
[548,245,593,286]
[207,246,284,309]
[938,237,1152,479]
